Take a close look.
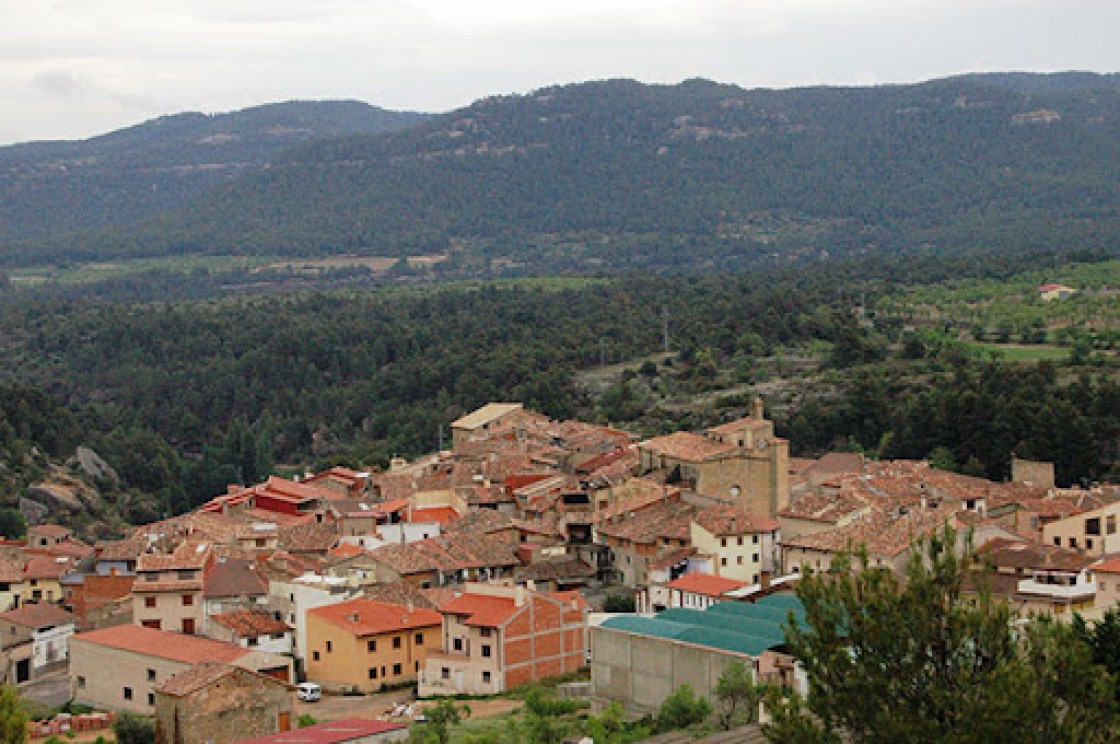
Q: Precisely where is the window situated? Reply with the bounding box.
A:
[144,574,159,582]
[381,666,386,678]
[367,640,377,653]
[737,537,743,546]
[480,628,492,638]
[721,557,727,567]
[415,661,419,672]
[1087,517,1102,536]
[392,663,402,676]
[481,645,492,658]
[247,637,259,647]
[369,667,378,679]
[482,671,491,684]
[123,687,133,701]
[181,594,193,606]
[392,636,401,649]
[1054,537,1062,546]
[77,677,85,689]
[720,538,727,548]
[441,667,450,680]
[144,596,156,608]
[453,638,463,652]
[1088,539,1095,550]
[147,693,155,706]
[147,669,156,682]
[737,556,743,565]
[752,553,759,563]
[182,618,195,635]
[326,641,332,652]
[177,570,195,580]
[313,651,320,661]
[1109,516,1118,535]
[141,620,161,630]
[1070,538,1079,549]
[752,535,759,544]
[415,633,424,645]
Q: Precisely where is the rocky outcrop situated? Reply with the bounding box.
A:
[67,446,120,485]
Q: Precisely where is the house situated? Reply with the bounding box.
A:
[93,537,146,576]
[70,624,292,714]
[237,719,408,744]
[133,541,213,634]
[27,525,73,549]
[1042,501,1120,557]
[638,398,789,517]
[0,603,76,683]
[591,593,807,714]
[1092,557,1120,610]
[1038,283,1077,301]
[690,505,780,584]
[209,609,294,655]
[596,497,694,588]
[21,554,76,604]
[0,557,25,611]
[61,573,135,623]
[420,583,588,696]
[268,573,355,671]
[155,662,296,744]
[450,403,533,450]
[662,573,749,610]
[203,557,269,630]
[366,533,519,588]
[305,599,442,692]
[969,538,1096,617]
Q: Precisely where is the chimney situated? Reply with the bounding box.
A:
[752,395,765,421]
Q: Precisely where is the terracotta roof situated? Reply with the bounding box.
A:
[278,523,339,554]
[29,525,73,538]
[443,510,515,536]
[23,554,76,580]
[979,538,1093,573]
[1093,557,1120,574]
[642,431,738,462]
[649,546,698,570]
[693,505,780,536]
[515,559,596,582]
[784,508,962,558]
[596,500,695,544]
[155,661,289,697]
[706,417,770,436]
[0,603,75,629]
[73,625,248,665]
[369,533,518,576]
[211,609,291,637]
[440,593,520,627]
[377,497,411,514]
[667,573,748,597]
[238,719,406,744]
[328,543,366,560]
[408,506,460,526]
[360,582,445,610]
[310,599,441,637]
[204,558,267,598]
[137,541,212,572]
[95,537,148,563]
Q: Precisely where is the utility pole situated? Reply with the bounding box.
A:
[662,305,670,353]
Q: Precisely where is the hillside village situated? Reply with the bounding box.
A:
[2,399,1118,741]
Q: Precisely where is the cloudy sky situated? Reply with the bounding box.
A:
[1,0,1117,145]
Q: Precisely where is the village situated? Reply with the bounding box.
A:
[1,398,1117,742]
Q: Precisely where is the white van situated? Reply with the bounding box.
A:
[296,682,322,702]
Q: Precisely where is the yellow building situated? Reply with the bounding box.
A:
[305,599,442,692]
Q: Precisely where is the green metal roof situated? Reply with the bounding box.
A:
[599,593,807,657]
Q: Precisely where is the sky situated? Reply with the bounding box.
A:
[1,0,1118,145]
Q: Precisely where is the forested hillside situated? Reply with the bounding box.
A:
[0,100,428,245]
[10,73,1120,271]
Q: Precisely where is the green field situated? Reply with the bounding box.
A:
[6,255,279,285]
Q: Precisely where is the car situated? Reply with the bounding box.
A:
[296,682,322,702]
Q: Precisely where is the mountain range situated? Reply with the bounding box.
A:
[3,72,1119,272]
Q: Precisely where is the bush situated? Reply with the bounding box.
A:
[112,712,155,744]
[604,593,635,613]
[656,684,711,732]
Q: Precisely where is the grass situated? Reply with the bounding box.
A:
[971,343,1071,362]
[6,255,278,285]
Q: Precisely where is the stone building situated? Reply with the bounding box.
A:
[155,662,295,744]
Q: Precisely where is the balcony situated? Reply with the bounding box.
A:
[1017,577,1095,600]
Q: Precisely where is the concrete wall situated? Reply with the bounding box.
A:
[591,626,745,713]
[304,612,440,692]
[70,638,190,714]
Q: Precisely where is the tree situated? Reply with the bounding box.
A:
[0,510,25,541]
[714,660,762,730]
[112,712,155,744]
[412,699,471,744]
[1075,606,1120,702]
[765,526,1120,743]
[656,684,711,732]
[604,592,636,613]
[0,685,27,744]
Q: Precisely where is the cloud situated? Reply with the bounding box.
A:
[32,69,84,97]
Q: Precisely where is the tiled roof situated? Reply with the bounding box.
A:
[74,625,248,665]
[137,541,212,572]
[408,506,460,526]
[440,593,520,627]
[360,582,445,610]
[667,573,748,598]
[706,417,770,436]
[784,508,961,558]
[155,661,288,697]
[597,500,695,544]
[779,490,871,524]
[204,558,267,598]
[515,559,596,582]
[444,510,515,536]
[278,523,339,554]
[369,533,518,576]
[23,554,76,580]
[211,609,291,637]
[649,547,698,570]
[29,524,73,538]
[0,602,75,629]
[642,432,738,462]
[980,538,1093,573]
[310,599,441,637]
[1093,557,1120,574]
[238,719,406,744]
[693,505,780,536]
[95,537,148,562]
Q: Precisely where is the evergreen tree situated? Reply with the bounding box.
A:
[0,685,27,744]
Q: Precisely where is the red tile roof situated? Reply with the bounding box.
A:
[137,541,212,572]
[156,661,289,697]
[204,557,267,598]
[667,573,748,597]
[693,505,780,536]
[642,431,738,462]
[23,555,75,580]
[211,609,291,637]
[73,625,248,665]
[0,603,76,629]
[408,506,460,526]
[310,599,442,637]
[1093,557,1120,574]
[440,593,520,627]
[238,719,405,744]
